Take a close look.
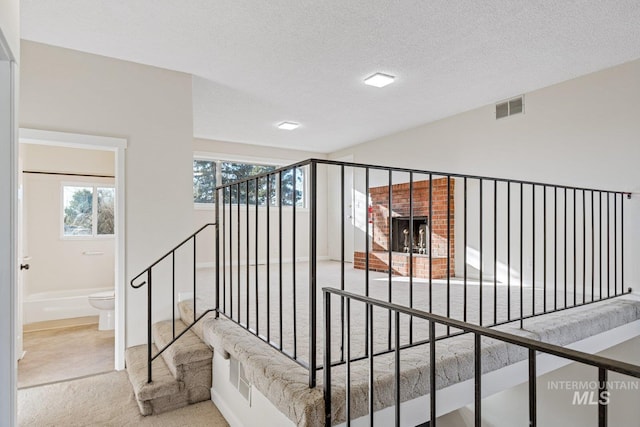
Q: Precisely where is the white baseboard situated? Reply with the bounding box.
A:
[211,388,244,427]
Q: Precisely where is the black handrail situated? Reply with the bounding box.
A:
[323,287,640,426]
[129,222,217,383]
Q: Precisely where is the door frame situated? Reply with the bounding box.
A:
[0,30,17,427]
[19,128,127,370]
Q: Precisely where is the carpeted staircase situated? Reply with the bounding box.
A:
[125,301,214,416]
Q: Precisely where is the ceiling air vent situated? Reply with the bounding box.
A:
[496,95,524,119]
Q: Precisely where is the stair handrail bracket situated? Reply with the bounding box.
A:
[129,222,217,383]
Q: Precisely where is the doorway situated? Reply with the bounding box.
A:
[18,129,126,378]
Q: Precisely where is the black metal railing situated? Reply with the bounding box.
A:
[323,288,640,427]
[213,160,318,384]
[130,158,632,391]
[130,222,217,383]
[212,158,631,389]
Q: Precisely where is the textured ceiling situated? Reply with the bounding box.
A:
[21,0,640,153]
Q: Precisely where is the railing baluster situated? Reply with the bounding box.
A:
[309,162,317,388]
[621,193,625,294]
[591,191,595,302]
[463,177,467,322]
[479,178,483,327]
[237,183,241,323]
[246,181,250,329]
[583,190,586,303]
[429,320,436,427]
[215,188,220,319]
[279,171,283,350]
[229,187,233,318]
[564,188,567,308]
[598,368,608,427]
[255,178,259,335]
[554,187,557,311]
[266,176,271,342]
[474,333,481,427]
[605,192,611,298]
[429,173,434,314]
[614,193,617,296]
[147,269,152,383]
[543,186,547,313]
[193,235,197,323]
[447,176,451,331]
[394,310,400,427]
[323,291,332,427]
[292,168,297,360]
[520,183,523,328]
[599,191,602,299]
[494,180,498,324]
[172,252,176,339]
[366,168,371,355]
[532,185,536,317]
[507,182,511,321]
[529,349,537,427]
[388,170,393,350]
[341,165,345,361]
[409,172,414,339]
[346,298,352,426]
[573,189,578,306]
[369,304,375,426]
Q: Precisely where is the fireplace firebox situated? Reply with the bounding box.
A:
[391,216,429,254]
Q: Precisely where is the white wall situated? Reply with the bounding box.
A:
[19,41,195,347]
[0,0,19,61]
[0,1,18,425]
[331,59,640,291]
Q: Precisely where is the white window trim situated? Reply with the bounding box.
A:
[193,152,309,210]
[60,182,115,240]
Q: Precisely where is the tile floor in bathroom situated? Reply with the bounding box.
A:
[18,318,114,389]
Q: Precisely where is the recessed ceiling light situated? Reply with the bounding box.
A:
[277,121,300,130]
[364,73,396,88]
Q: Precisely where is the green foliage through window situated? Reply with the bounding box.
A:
[63,185,115,237]
[194,159,305,207]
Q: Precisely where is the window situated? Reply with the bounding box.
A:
[63,185,115,237]
[193,159,216,204]
[193,158,306,207]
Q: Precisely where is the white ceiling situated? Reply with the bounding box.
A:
[21,0,640,153]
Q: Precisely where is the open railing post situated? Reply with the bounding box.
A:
[147,269,152,383]
[215,187,220,319]
[309,160,318,388]
[323,291,332,426]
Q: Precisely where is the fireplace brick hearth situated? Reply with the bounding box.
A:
[354,178,454,279]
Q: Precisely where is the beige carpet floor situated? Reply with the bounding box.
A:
[18,370,229,427]
[19,323,114,389]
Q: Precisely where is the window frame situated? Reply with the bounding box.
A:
[193,152,308,210]
[60,182,116,240]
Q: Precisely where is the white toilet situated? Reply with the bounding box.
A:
[88,291,115,331]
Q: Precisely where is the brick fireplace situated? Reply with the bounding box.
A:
[354,178,455,279]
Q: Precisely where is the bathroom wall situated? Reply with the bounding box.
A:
[22,144,115,323]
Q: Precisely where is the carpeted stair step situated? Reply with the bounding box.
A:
[177,300,216,342]
[125,344,189,415]
[152,319,213,405]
